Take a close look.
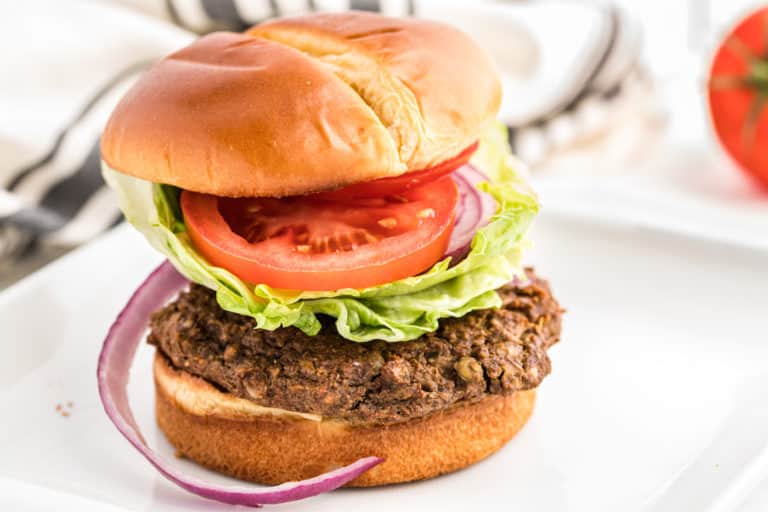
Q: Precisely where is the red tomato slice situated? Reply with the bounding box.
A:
[311,142,478,200]
[708,7,768,188]
[181,177,458,291]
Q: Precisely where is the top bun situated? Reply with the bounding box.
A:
[101,12,501,197]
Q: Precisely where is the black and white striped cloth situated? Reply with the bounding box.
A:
[0,0,653,271]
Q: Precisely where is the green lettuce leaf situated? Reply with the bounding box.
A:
[102,122,538,342]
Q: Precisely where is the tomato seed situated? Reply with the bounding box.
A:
[378,217,398,229]
[418,208,435,219]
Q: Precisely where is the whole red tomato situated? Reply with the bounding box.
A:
[708,7,768,189]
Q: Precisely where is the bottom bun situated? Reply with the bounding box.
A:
[154,353,535,487]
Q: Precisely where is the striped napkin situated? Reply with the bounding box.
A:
[0,0,653,274]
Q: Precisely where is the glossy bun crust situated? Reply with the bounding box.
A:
[154,354,534,487]
[101,12,501,197]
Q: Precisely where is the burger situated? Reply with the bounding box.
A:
[99,11,563,499]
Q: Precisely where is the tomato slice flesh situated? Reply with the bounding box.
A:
[311,142,478,200]
[181,177,458,291]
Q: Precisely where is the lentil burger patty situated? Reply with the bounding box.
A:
[148,269,562,425]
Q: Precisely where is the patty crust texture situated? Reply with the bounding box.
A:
[148,269,562,425]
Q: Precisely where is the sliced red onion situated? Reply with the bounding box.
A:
[446,165,497,263]
[97,261,383,507]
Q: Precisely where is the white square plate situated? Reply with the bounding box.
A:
[2,216,767,512]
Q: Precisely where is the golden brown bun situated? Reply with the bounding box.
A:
[154,353,534,487]
[102,12,501,197]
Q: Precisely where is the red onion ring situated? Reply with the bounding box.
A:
[97,261,383,507]
[446,165,497,263]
